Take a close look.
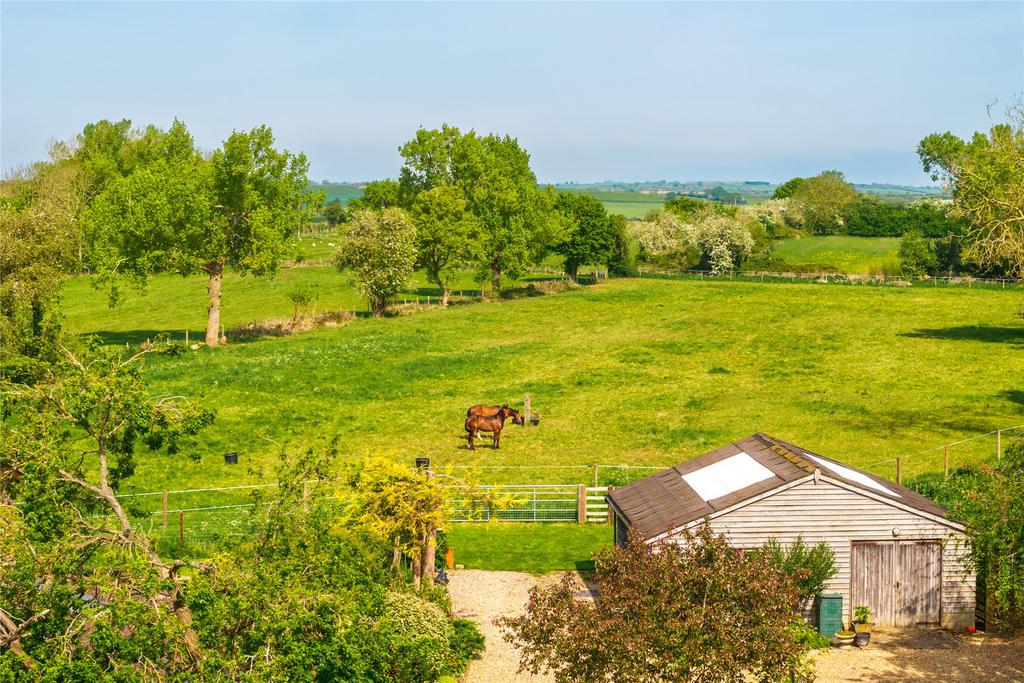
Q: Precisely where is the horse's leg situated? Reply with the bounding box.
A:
[493,427,501,449]
[467,427,476,450]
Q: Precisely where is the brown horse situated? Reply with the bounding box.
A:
[464,406,521,450]
[467,403,525,425]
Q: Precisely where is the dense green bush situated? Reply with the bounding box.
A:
[751,536,837,603]
[449,618,487,674]
[607,214,639,275]
[377,591,454,680]
[898,230,938,275]
[912,441,1024,627]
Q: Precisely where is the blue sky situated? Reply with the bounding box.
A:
[2,2,1022,184]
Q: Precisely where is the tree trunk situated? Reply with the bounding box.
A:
[392,537,401,573]
[205,261,224,347]
[568,264,579,283]
[412,548,422,589]
[423,528,436,588]
[490,263,501,293]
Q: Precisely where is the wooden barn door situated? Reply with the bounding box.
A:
[852,541,941,627]
[896,541,941,626]
[852,542,897,625]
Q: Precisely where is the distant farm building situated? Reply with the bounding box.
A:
[607,433,975,630]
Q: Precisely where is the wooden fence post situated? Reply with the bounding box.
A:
[944,445,949,479]
[162,490,168,528]
[593,464,599,488]
[445,546,455,570]
[896,458,902,486]
[577,484,586,524]
[997,430,1002,460]
[524,393,531,424]
[178,512,184,544]
[423,469,437,587]
[606,485,615,524]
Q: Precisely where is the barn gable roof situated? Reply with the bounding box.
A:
[607,433,952,540]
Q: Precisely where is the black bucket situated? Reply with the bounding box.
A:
[853,632,870,648]
[224,452,239,465]
[530,415,540,426]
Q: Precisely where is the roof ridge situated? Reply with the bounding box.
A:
[755,433,817,475]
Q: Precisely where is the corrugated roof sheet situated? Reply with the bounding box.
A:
[607,433,952,540]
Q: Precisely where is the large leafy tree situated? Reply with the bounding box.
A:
[792,170,856,235]
[498,525,810,683]
[918,105,1024,277]
[86,122,320,347]
[336,208,418,316]
[553,192,616,281]
[410,185,478,304]
[772,176,805,199]
[322,198,349,227]
[350,179,402,210]
[398,125,561,292]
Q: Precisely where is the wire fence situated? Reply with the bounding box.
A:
[92,424,1024,548]
[635,267,1024,289]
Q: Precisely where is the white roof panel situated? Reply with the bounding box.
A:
[802,452,900,497]
[681,452,775,502]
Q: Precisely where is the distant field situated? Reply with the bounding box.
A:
[315,183,363,204]
[560,188,665,219]
[767,236,900,274]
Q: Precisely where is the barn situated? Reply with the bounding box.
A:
[606,433,975,631]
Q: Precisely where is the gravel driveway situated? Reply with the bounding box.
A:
[449,569,1024,683]
[448,569,580,682]
[814,628,1024,682]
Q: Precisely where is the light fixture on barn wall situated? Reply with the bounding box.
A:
[892,527,901,537]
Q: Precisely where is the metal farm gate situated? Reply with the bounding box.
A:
[446,485,610,523]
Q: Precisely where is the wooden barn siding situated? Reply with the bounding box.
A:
[664,479,975,629]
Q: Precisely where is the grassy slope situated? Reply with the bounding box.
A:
[62,276,1024,499]
[769,236,900,274]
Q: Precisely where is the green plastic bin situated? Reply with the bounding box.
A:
[818,593,844,638]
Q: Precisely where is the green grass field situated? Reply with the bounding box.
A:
[62,274,1024,501]
[315,183,363,204]
[561,188,665,219]
[444,523,611,573]
[767,236,900,274]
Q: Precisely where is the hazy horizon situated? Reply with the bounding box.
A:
[3,2,1022,186]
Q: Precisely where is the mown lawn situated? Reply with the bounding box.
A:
[768,236,900,274]
[444,523,611,574]
[60,275,1024,504]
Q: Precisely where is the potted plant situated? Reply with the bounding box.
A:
[833,630,855,647]
[853,605,872,634]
